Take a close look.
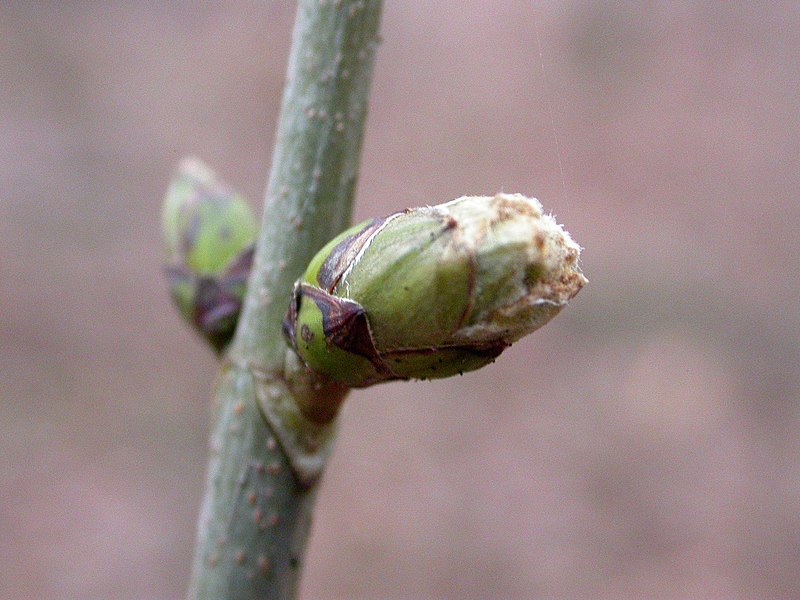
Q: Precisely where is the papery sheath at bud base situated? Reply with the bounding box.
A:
[283,193,586,387]
[162,157,258,352]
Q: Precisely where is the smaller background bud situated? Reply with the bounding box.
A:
[162,157,258,352]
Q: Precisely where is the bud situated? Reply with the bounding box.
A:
[162,157,258,352]
[283,193,586,387]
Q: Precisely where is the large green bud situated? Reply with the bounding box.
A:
[162,157,258,352]
[283,193,586,387]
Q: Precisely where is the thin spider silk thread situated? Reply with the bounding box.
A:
[533,9,567,205]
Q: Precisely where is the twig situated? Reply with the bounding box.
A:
[187,2,383,598]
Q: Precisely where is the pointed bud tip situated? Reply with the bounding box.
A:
[175,156,219,190]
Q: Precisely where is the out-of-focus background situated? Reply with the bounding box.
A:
[2,2,798,599]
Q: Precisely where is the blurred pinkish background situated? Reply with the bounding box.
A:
[2,3,798,599]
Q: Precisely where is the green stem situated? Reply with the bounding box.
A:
[233,0,382,370]
[187,1,383,598]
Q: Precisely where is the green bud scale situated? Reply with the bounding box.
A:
[162,158,258,352]
[284,193,586,387]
